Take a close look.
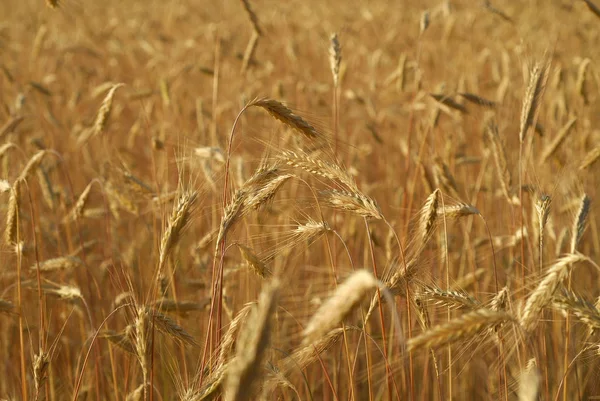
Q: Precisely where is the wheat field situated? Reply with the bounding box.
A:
[1,0,600,400]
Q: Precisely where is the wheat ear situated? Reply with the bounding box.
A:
[303,270,378,345]
[224,279,279,401]
[519,58,550,143]
[520,253,589,333]
[407,308,513,351]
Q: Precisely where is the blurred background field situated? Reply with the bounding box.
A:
[1,0,600,400]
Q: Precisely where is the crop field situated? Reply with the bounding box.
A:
[1,0,600,400]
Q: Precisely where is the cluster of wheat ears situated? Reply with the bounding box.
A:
[2,0,600,400]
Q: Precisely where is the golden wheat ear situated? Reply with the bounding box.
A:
[519,58,551,144]
[224,279,279,401]
[407,308,514,352]
[303,270,379,345]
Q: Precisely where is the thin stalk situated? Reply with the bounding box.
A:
[16,191,27,401]
[439,192,452,400]
[364,218,394,400]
